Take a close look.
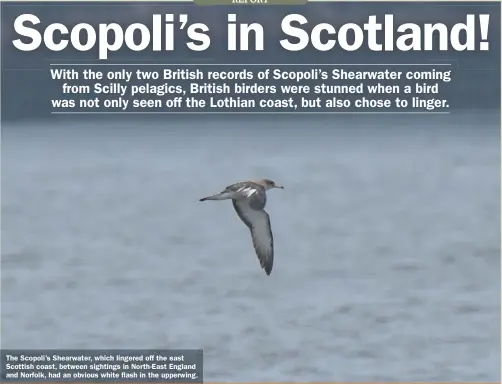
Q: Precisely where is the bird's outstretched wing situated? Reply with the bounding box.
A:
[232,199,274,275]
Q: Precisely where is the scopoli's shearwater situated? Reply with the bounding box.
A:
[199,179,284,276]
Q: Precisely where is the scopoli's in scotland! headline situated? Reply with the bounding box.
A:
[12,13,491,59]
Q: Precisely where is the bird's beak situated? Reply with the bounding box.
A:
[276,185,284,189]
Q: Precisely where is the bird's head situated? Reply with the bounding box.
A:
[260,179,284,191]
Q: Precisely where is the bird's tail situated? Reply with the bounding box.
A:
[199,191,233,202]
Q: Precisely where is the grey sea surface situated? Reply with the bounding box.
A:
[1,114,500,381]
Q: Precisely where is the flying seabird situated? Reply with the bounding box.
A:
[199,179,284,276]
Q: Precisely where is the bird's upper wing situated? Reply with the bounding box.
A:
[225,182,248,192]
[232,199,274,275]
[227,182,267,210]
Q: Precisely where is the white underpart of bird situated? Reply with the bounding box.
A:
[199,179,284,276]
